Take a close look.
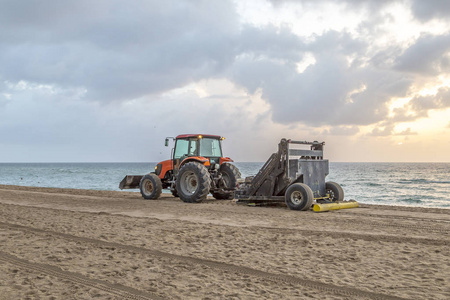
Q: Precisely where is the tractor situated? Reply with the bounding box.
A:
[119,134,241,203]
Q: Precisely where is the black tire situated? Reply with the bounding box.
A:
[326,181,344,202]
[171,188,179,197]
[213,163,241,200]
[212,192,235,200]
[285,183,314,211]
[176,162,211,203]
[139,173,162,200]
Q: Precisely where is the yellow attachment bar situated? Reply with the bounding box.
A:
[313,201,359,212]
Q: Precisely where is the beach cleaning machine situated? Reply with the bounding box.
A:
[119,136,357,212]
[235,138,358,212]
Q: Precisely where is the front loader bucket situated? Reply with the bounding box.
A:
[119,175,144,190]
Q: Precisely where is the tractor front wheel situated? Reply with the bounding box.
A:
[285,183,314,211]
[325,181,344,202]
[139,173,162,200]
[176,162,211,203]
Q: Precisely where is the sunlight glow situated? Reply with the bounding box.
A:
[296,52,316,73]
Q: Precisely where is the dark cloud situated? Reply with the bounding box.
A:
[0,0,240,101]
[231,30,412,127]
[395,34,450,75]
[410,0,450,21]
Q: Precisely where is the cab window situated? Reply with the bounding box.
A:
[199,138,222,157]
[188,139,197,156]
[174,139,189,159]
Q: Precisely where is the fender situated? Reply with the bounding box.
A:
[180,156,210,167]
[220,157,233,164]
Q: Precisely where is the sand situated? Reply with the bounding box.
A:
[0,184,448,299]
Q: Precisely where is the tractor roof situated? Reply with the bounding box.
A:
[176,134,222,139]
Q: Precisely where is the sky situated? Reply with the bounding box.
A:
[1,0,449,162]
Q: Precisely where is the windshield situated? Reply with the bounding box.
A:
[199,138,222,157]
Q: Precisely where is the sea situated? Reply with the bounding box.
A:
[0,162,449,209]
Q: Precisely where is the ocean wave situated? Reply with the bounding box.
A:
[361,182,382,187]
[399,198,423,204]
[398,179,450,184]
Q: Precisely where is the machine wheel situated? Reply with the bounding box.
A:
[213,163,241,200]
[176,162,211,203]
[212,192,234,200]
[139,173,162,200]
[285,183,314,211]
[326,181,344,202]
[171,189,179,197]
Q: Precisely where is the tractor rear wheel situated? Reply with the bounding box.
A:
[212,163,241,200]
[139,173,162,200]
[325,181,344,202]
[285,183,314,211]
[176,162,211,203]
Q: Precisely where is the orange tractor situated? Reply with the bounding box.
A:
[119,134,240,203]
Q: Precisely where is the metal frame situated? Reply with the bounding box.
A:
[235,138,328,203]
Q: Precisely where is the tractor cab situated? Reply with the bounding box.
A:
[168,134,227,175]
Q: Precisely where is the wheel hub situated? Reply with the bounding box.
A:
[290,191,303,205]
[181,171,198,194]
[144,179,154,194]
[327,189,335,201]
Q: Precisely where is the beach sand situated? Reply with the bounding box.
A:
[0,184,448,299]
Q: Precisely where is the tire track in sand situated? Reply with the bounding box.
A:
[1,200,448,238]
[0,250,161,300]
[0,221,406,300]
[201,203,450,234]
[1,200,447,244]
[2,187,449,234]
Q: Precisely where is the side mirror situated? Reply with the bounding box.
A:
[165,138,169,147]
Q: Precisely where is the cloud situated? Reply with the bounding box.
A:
[1,0,450,162]
[0,0,445,130]
[410,0,450,21]
[394,128,417,136]
[409,86,450,114]
[368,124,394,136]
[395,34,450,75]
[269,0,450,22]
[0,0,240,102]
[321,126,360,136]
[366,122,417,137]
[231,30,412,127]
